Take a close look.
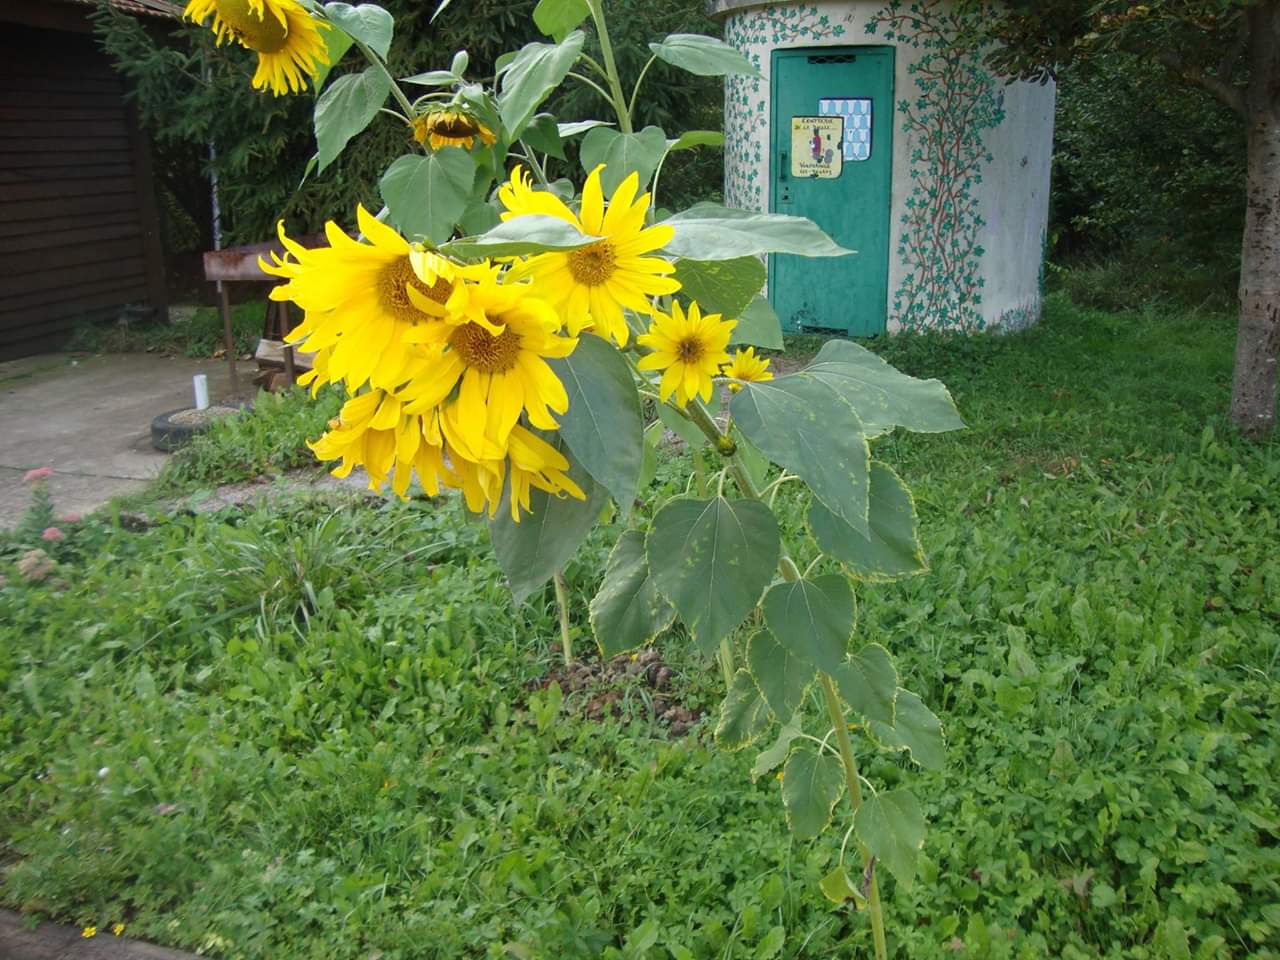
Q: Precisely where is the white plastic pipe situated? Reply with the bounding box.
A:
[193,374,210,411]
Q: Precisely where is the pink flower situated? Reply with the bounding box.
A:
[60,513,82,523]
[23,467,53,483]
[41,527,65,542]
[17,549,54,582]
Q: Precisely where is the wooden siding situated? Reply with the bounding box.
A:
[0,21,166,360]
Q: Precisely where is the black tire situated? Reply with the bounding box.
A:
[150,402,250,452]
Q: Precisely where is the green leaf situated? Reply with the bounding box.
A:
[661,203,853,260]
[648,33,762,78]
[488,440,610,605]
[761,575,855,672]
[656,403,705,448]
[580,125,668,194]
[647,497,780,654]
[401,69,458,87]
[869,689,944,770]
[673,257,766,320]
[855,789,926,890]
[715,669,771,751]
[731,376,870,535]
[313,22,355,91]
[379,149,475,244]
[498,31,585,139]
[734,431,770,490]
[558,119,613,138]
[808,463,926,581]
[668,129,725,152]
[589,530,675,657]
[440,214,600,259]
[314,66,391,170]
[802,339,966,437]
[751,715,802,782]
[532,0,589,41]
[747,630,816,722]
[831,644,897,726]
[520,113,565,160]
[323,3,393,59]
[782,749,844,840]
[756,926,785,959]
[731,296,784,350]
[548,334,643,515]
[459,198,500,236]
[820,865,866,905]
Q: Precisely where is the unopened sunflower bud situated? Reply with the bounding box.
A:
[715,436,737,457]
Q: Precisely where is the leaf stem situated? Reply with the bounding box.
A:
[718,638,735,692]
[627,54,658,122]
[351,37,416,122]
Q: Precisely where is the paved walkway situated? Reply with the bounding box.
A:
[0,353,252,528]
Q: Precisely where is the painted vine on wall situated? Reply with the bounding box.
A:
[868,0,1004,333]
[723,5,846,211]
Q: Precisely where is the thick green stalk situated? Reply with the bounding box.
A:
[350,37,416,121]
[553,569,573,666]
[683,394,891,959]
[586,0,634,133]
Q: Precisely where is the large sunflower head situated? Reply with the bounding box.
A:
[498,164,680,347]
[260,207,456,393]
[636,300,736,407]
[184,0,329,96]
[447,426,586,522]
[412,110,498,151]
[401,263,577,465]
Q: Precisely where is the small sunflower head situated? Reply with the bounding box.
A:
[413,110,497,151]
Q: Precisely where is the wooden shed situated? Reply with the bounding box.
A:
[0,0,177,361]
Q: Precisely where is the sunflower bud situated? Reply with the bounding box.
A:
[715,436,737,457]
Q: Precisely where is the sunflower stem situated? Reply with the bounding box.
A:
[718,637,735,692]
[553,568,573,666]
[586,0,634,134]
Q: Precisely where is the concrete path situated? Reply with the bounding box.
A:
[0,909,198,959]
[0,353,253,528]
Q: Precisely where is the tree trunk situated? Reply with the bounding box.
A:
[1232,3,1280,440]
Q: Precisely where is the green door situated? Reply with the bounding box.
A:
[769,47,894,336]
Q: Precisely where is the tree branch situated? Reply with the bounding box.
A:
[1153,48,1246,117]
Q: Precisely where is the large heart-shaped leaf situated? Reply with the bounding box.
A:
[580,125,669,194]
[808,463,926,581]
[649,33,762,79]
[589,530,675,657]
[440,214,600,259]
[802,339,966,437]
[661,203,853,260]
[782,749,844,840]
[831,644,898,726]
[731,376,870,536]
[548,334,643,515]
[498,31,585,138]
[731,296,784,350]
[868,689,945,770]
[314,66,391,170]
[761,575,855,672]
[747,630,816,722]
[715,669,772,751]
[532,0,589,40]
[324,2,393,59]
[489,440,609,604]
[379,149,475,244]
[668,129,725,152]
[855,789,926,890]
[647,497,779,654]
[673,257,766,320]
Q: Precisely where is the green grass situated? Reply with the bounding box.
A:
[65,303,266,359]
[2,294,1278,959]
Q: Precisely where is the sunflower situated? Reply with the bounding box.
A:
[260,207,457,393]
[308,388,454,498]
[498,165,680,346]
[637,300,736,407]
[183,0,329,96]
[448,426,586,521]
[721,347,773,392]
[413,110,498,151]
[400,263,578,465]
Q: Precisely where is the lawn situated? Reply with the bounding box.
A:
[2,294,1277,959]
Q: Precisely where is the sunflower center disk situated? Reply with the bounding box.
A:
[567,241,617,287]
[379,257,452,323]
[217,0,288,52]
[436,117,478,137]
[676,337,705,364]
[451,321,521,373]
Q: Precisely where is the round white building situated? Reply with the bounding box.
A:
[712,0,1055,335]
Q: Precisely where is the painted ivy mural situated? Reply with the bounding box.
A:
[723,5,847,210]
[867,0,1004,333]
